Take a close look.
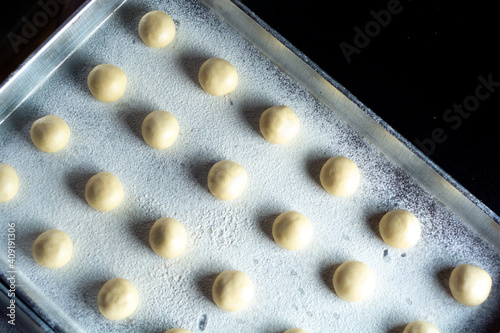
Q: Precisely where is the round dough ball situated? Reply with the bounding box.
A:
[333,260,376,302]
[97,278,139,320]
[449,264,492,306]
[320,156,360,197]
[272,211,313,250]
[87,64,127,103]
[32,230,73,268]
[284,329,308,333]
[141,111,179,149]
[85,172,124,212]
[259,105,300,144]
[198,58,238,96]
[165,329,191,333]
[379,209,421,249]
[138,11,176,48]
[149,217,188,258]
[207,160,248,201]
[403,321,440,333]
[0,164,19,202]
[212,270,254,312]
[30,115,71,153]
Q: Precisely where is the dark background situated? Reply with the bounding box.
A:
[237,0,500,216]
[1,0,498,216]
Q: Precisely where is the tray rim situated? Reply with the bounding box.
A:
[0,0,127,125]
[0,272,56,333]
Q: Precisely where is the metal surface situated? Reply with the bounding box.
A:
[0,0,128,126]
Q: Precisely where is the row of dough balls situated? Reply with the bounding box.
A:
[0,9,492,332]
[27,212,492,328]
[88,63,298,149]
[17,101,300,154]
[29,229,466,333]
[30,224,492,332]
[10,63,302,153]
[87,9,241,102]
[13,8,302,154]
[87,9,302,149]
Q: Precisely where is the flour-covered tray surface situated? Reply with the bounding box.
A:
[1,0,499,332]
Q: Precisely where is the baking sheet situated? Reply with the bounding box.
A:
[1,0,499,332]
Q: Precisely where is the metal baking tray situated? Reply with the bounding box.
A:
[1,0,499,332]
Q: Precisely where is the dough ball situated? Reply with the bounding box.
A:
[149,217,188,258]
[284,329,308,333]
[0,164,19,202]
[379,209,421,249]
[212,270,254,312]
[403,321,439,333]
[138,11,176,48]
[30,115,71,153]
[87,64,127,103]
[272,211,313,250]
[85,172,124,212]
[165,329,191,333]
[333,260,376,302]
[97,278,139,320]
[32,230,73,268]
[259,105,300,144]
[207,160,248,201]
[198,58,238,96]
[449,264,492,306]
[141,111,179,149]
[320,156,360,197]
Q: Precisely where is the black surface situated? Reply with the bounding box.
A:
[239,0,500,216]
